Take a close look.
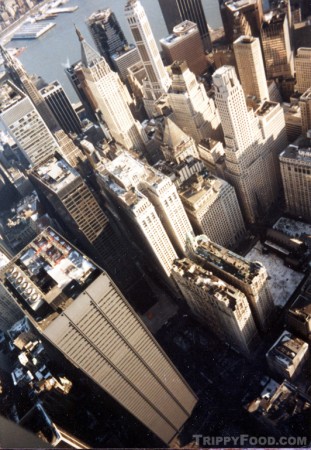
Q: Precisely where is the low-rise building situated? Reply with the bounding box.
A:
[266,330,309,379]
[287,275,311,340]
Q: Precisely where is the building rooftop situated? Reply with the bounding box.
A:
[189,234,263,285]
[0,81,25,114]
[160,21,198,46]
[266,330,309,369]
[280,136,311,164]
[31,156,79,193]
[0,228,100,330]
[246,380,311,431]
[87,8,112,24]
[225,0,257,12]
[300,87,311,100]
[178,170,225,209]
[255,101,279,117]
[0,192,42,251]
[104,152,166,192]
[172,258,243,310]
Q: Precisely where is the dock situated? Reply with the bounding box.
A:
[12,22,56,40]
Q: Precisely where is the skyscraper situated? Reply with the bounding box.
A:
[125,0,171,117]
[172,258,258,355]
[220,0,263,44]
[87,9,128,67]
[280,136,311,222]
[0,227,198,444]
[0,81,60,167]
[187,234,274,332]
[160,116,199,163]
[168,61,222,144]
[40,81,82,135]
[160,21,207,77]
[295,47,311,94]
[76,29,146,152]
[261,11,294,79]
[0,45,59,132]
[158,0,212,50]
[178,169,246,249]
[97,152,193,278]
[299,88,311,135]
[213,66,286,222]
[29,156,125,277]
[233,35,269,104]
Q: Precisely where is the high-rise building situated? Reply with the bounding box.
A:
[295,47,311,94]
[233,35,269,104]
[158,0,212,50]
[29,156,125,278]
[97,153,193,279]
[160,116,199,163]
[0,45,59,131]
[213,66,286,222]
[53,129,86,169]
[0,282,23,331]
[0,81,60,167]
[172,258,259,355]
[261,11,294,79]
[220,0,263,44]
[76,29,146,152]
[111,45,142,83]
[125,0,171,117]
[187,234,275,332]
[280,136,311,222]
[160,21,207,77]
[299,88,311,135]
[0,227,198,444]
[178,169,246,249]
[65,61,97,121]
[40,81,82,135]
[168,61,223,144]
[86,9,128,67]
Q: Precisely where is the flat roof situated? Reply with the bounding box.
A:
[32,157,79,193]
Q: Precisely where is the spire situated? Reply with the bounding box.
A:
[163,116,190,148]
[74,24,84,42]
[74,26,102,68]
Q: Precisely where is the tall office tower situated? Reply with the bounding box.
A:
[233,35,269,104]
[97,153,192,279]
[168,61,222,144]
[220,0,263,44]
[0,82,60,167]
[280,137,311,222]
[158,0,212,51]
[40,81,82,135]
[295,48,311,94]
[178,169,246,249]
[125,0,171,118]
[87,9,128,67]
[0,228,197,444]
[160,21,207,77]
[29,155,127,279]
[65,61,97,121]
[77,30,146,152]
[172,259,258,355]
[299,88,311,135]
[0,282,23,331]
[187,234,274,332]
[0,45,59,131]
[160,116,199,163]
[53,129,86,168]
[213,66,285,223]
[261,12,294,79]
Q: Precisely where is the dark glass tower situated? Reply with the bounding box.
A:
[86,9,128,68]
[158,0,212,51]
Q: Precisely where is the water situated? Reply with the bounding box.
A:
[7,0,222,101]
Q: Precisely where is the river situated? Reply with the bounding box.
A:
[7,0,223,101]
